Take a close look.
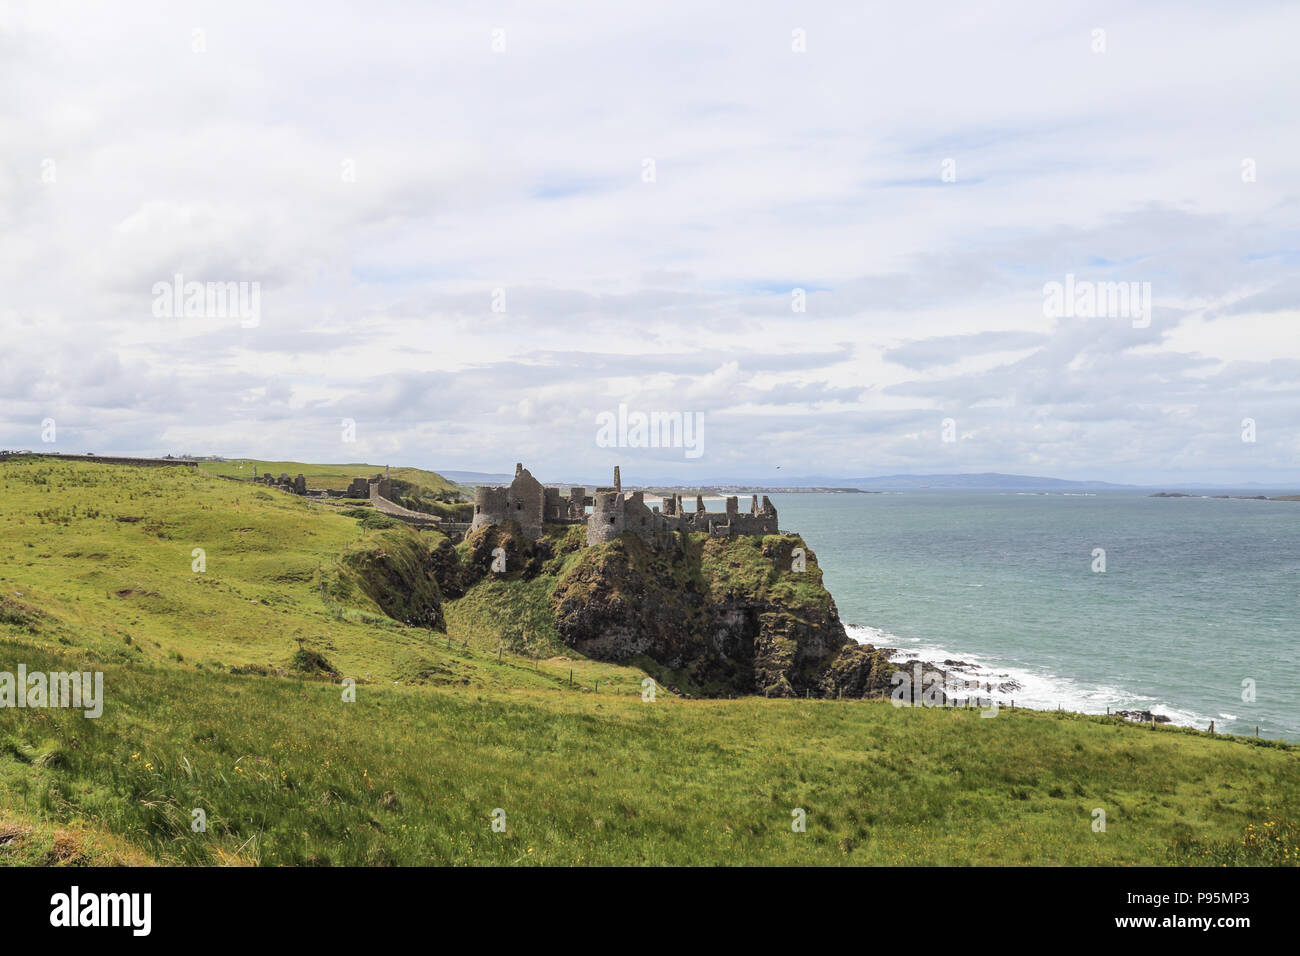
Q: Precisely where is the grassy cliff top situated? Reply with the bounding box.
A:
[196,459,460,496]
[1,457,1297,866]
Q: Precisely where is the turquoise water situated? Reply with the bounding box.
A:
[770,491,1300,740]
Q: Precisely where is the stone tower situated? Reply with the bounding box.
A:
[470,463,545,537]
[587,466,627,545]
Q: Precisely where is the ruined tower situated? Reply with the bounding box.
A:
[587,466,627,545]
[470,463,545,537]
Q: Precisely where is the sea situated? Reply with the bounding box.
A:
[768,490,1300,741]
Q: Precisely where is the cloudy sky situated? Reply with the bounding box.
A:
[2,0,1298,485]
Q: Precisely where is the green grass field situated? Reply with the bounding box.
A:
[1,457,1297,865]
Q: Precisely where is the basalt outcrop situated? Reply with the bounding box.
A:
[549,531,896,699]
[332,518,896,700]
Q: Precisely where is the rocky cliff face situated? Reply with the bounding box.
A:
[333,519,897,700]
[549,532,896,699]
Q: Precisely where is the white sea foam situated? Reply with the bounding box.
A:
[844,623,1213,729]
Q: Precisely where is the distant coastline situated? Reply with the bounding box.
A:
[1150,491,1300,501]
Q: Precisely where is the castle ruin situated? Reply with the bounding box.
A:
[471,463,585,538]
[257,471,309,495]
[471,463,778,546]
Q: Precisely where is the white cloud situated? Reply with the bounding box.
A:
[1,0,1298,484]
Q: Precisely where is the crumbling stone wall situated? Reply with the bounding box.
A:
[471,463,778,547]
[256,471,309,495]
[367,479,441,527]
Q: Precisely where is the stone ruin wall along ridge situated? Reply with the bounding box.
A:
[471,463,778,546]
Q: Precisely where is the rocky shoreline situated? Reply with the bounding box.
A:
[873,644,1174,723]
[878,650,1023,702]
[1114,709,1172,724]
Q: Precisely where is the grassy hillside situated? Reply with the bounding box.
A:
[0,458,445,682]
[1,457,1297,866]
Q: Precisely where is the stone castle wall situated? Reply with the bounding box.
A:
[472,463,585,537]
[368,479,441,526]
[587,483,776,545]
[470,463,778,547]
